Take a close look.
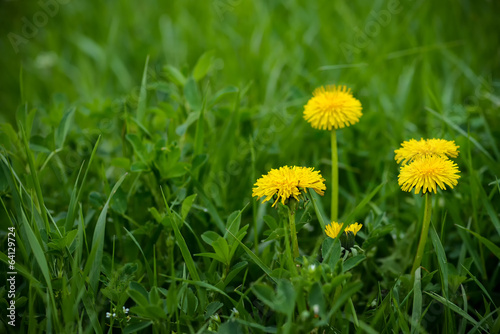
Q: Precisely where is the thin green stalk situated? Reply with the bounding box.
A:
[288,208,299,259]
[412,193,433,277]
[283,212,297,276]
[250,136,258,253]
[331,129,338,222]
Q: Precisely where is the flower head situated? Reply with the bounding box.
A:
[324,222,362,239]
[303,85,362,130]
[398,155,460,194]
[394,138,459,165]
[252,166,326,207]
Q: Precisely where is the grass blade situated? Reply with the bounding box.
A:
[308,189,327,230]
[426,107,493,160]
[430,224,449,298]
[425,291,481,329]
[226,230,277,284]
[411,267,422,334]
[343,182,385,224]
[123,227,154,284]
[136,55,149,124]
[65,135,101,231]
[161,188,200,281]
[456,225,500,260]
[85,173,128,293]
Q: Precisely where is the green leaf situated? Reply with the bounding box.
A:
[191,154,208,174]
[205,301,224,320]
[137,55,149,124]
[227,230,277,283]
[175,111,200,136]
[201,231,221,246]
[194,103,205,155]
[128,288,149,308]
[322,237,341,269]
[426,107,493,160]
[222,261,247,288]
[411,267,422,334]
[327,281,362,319]
[132,305,167,319]
[193,50,215,81]
[309,282,326,319]
[342,182,385,224]
[263,215,278,230]
[425,291,482,329]
[179,286,198,316]
[430,224,449,298]
[126,134,148,164]
[85,173,128,292]
[343,254,366,272]
[123,227,154,283]
[209,85,239,107]
[252,284,276,309]
[275,279,296,315]
[29,143,51,153]
[252,280,296,315]
[195,252,226,263]
[190,176,225,233]
[181,194,197,220]
[54,107,75,149]
[47,230,78,251]
[460,265,496,306]
[0,123,18,147]
[64,135,101,231]
[163,65,186,86]
[262,227,285,243]
[308,189,327,230]
[123,321,153,334]
[130,162,150,172]
[184,76,202,110]
[212,236,230,265]
[111,187,128,214]
[111,157,131,170]
[20,211,55,299]
[456,225,500,260]
[162,188,201,281]
[224,207,247,243]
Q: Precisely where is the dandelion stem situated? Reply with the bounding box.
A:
[283,209,297,275]
[288,207,299,259]
[412,193,432,277]
[331,129,338,221]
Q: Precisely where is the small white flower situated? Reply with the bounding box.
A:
[313,304,319,315]
[112,313,116,318]
[231,307,239,316]
[106,312,111,318]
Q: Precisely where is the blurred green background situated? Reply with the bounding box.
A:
[1,0,498,122]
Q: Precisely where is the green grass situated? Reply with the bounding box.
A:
[1,0,499,333]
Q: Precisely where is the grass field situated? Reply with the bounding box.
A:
[1,0,499,333]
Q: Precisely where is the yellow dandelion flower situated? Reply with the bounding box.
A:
[324,222,362,239]
[252,166,326,207]
[398,156,460,194]
[394,138,459,165]
[303,85,362,130]
[346,222,362,235]
[325,222,343,239]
